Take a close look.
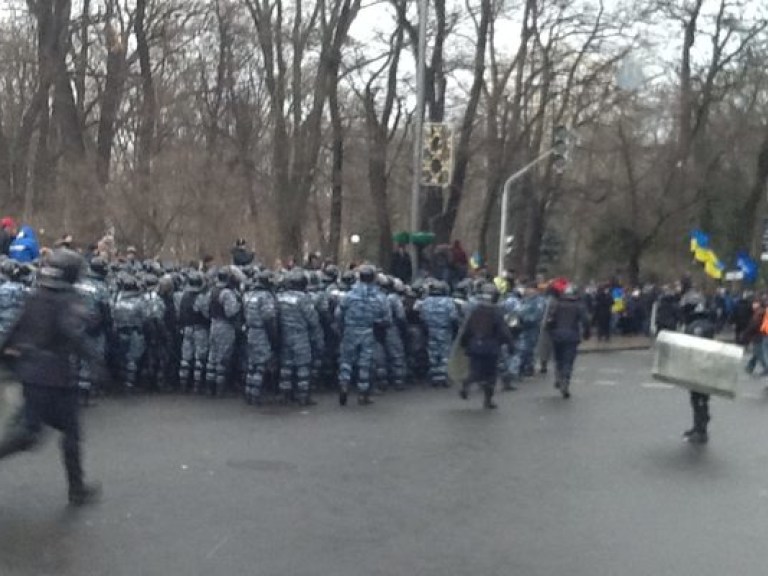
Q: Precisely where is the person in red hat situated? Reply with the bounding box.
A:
[0,218,17,256]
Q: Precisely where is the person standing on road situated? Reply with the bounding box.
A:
[459,283,514,409]
[337,265,390,406]
[679,293,716,445]
[0,248,102,506]
[546,285,591,399]
[740,297,767,377]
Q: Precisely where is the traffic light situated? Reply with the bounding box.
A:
[552,125,570,174]
[421,123,454,187]
[505,235,515,255]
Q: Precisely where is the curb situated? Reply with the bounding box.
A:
[580,345,652,354]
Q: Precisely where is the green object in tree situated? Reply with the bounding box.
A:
[411,232,436,246]
[393,231,410,245]
[392,231,436,246]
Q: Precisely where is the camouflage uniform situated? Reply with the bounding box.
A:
[112,283,147,390]
[178,283,209,392]
[242,285,276,403]
[276,285,324,405]
[337,279,390,402]
[207,282,243,397]
[75,271,111,401]
[417,291,459,387]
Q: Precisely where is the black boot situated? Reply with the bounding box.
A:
[69,482,102,507]
[297,393,317,407]
[459,381,469,400]
[483,386,497,409]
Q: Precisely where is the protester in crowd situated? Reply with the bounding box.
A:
[741,297,768,377]
[593,284,613,341]
[231,238,255,266]
[0,217,17,256]
[391,243,413,284]
[451,240,469,284]
[8,225,40,263]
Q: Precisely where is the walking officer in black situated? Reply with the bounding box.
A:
[0,248,102,506]
[459,283,514,409]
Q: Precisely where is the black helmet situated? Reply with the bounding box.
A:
[377,274,393,291]
[187,271,204,289]
[454,278,472,299]
[217,266,231,285]
[89,256,108,278]
[340,270,356,287]
[358,264,376,283]
[144,273,159,288]
[40,248,85,288]
[322,264,340,284]
[117,272,139,291]
[158,274,174,296]
[307,271,322,292]
[478,282,500,303]
[0,258,19,280]
[428,280,449,296]
[286,269,308,291]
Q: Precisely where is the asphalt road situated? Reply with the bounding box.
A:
[2,349,768,576]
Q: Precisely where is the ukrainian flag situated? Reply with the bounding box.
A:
[704,258,725,280]
[470,251,482,270]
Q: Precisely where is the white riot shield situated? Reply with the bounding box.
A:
[652,330,742,399]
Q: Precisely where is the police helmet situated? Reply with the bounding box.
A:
[477,282,500,303]
[323,264,340,284]
[377,273,393,291]
[39,248,85,288]
[358,264,376,283]
[187,271,204,289]
[429,280,449,296]
[0,258,19,280]
[454,278,473,299]
[307,271,322,292]
[286,269,308,291]
[157,275,174,296]
[118,272,139,291]
[340,270,356,287]
[89,256,108,278]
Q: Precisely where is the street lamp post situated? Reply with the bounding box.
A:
[497,149,557,277]
[409,0,428,275]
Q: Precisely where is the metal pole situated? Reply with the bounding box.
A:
[497,149,556,277]
[409,0,428,277]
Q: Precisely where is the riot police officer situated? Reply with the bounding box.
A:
[337,265,390,406]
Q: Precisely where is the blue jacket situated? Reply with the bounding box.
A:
[9,225,40,263]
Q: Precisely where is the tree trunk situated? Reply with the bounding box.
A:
[432,0,491,244]
[328,81,344,263]
[96,17,127,186]
[0,108,10,201]
[135,0,157,250]
[743,129,768,255]
[75,0,90,118]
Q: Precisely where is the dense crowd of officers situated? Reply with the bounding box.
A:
[0,256,582,409]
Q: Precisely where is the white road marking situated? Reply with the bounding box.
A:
[598,368,624,374]
[594,380,617,386]
[641,382,674,390]
[205,535,231,560]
